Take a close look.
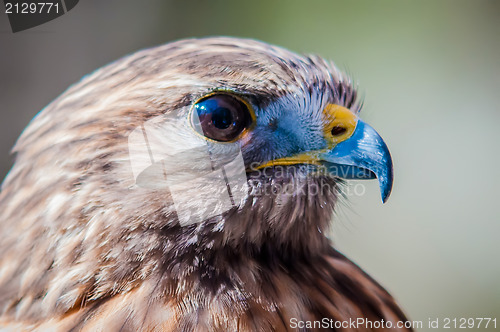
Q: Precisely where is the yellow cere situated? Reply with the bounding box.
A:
[254,104,359,170]
[322,104,358,147]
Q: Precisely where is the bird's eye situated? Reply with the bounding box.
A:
[192,94,252,142]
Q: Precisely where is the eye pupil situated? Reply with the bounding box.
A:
[212,107,233,129]
[193,94,251,142]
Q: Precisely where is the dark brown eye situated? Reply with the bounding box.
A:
[192,94,252,142]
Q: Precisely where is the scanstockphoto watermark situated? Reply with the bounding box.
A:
[247,178,367,198]
[3,0,80,33]
[247,161,373,180]
[127,114,369,226]
[289,317,422,330]
[290,317,497,330]
[246,164,367,198]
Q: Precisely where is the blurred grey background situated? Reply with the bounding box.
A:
[0,0,499,329]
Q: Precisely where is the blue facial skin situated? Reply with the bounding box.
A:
[197,93,393,203]
[244,96,328,165]
[250,109,392,202]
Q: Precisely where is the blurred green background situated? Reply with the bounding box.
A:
[0,0,499,329]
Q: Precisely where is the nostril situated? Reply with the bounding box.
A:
[331,126,347,136]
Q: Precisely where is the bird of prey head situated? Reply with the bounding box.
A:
[0,37,410,331]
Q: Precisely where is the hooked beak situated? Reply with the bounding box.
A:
[256,104,393,203]
[319,117,393,203]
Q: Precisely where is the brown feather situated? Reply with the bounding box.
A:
[0,37,410,331]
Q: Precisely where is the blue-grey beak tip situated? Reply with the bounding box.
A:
[379,156,393,203]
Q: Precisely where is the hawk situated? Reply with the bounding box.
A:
[0,37,411,331]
